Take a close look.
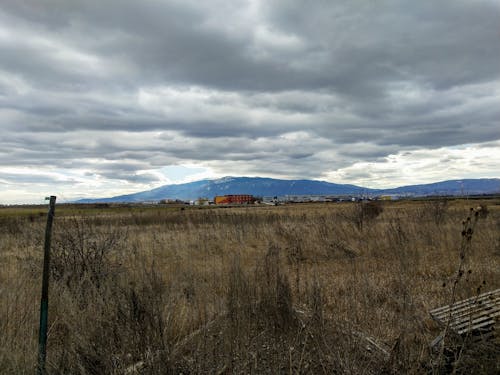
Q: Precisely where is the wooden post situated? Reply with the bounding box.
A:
[37,196,56,375]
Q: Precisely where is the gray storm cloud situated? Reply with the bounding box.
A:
[0,0,499,202]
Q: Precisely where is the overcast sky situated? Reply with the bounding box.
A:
[1,0,499,203]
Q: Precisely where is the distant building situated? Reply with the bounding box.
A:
[195,197,210,206]
[377,195,401,201]
[214,194,254,204]
[263,195,343,204]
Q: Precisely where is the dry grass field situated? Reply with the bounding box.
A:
[1,199,499,374]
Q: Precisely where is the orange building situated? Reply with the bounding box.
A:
[214,194,254,204]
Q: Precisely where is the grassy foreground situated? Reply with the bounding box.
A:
[1,199,499,374]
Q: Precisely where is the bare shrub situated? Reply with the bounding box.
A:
[51,217,127,290]
[227,246,295,335]
[341,201,384,230]
[476,204,489,219]
[259,245,295,332]
[0,217,23,236]
[422,199,449,225]
[50,256,174,374]
[226,254,254,333]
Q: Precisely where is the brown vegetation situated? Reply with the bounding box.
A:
[1,199,499,374]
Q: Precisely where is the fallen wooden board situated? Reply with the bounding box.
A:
[430,288,500,339]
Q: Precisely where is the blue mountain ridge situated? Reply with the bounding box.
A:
[74,177,500,203]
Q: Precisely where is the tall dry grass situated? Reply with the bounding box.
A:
[0,200,499,374]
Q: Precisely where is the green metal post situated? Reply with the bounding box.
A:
[37,196,56,375]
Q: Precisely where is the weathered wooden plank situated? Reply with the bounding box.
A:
[431,300,500,320]
[431,297,500,320]
[432,307,499,325]
[429,289,500,315]
[450,313,500,329]
[454,311,500,335]
[430,291,500,316]
[433,304,500,325]
[457,322,495,336]
[429,288,500,340]
[432,306,499,324]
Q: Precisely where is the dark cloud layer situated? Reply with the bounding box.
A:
[0,0,499,201]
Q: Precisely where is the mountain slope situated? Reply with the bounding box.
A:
[379,179,500,196]
[75,176,372,203]
[75,177,500,203]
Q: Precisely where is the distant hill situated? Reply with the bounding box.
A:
[74,177,500,203]
[75,176,372,203]
[380,179,500,196]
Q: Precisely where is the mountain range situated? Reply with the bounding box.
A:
[75,177,500,203]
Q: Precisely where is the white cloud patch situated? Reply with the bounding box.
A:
[325,142,500,188]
